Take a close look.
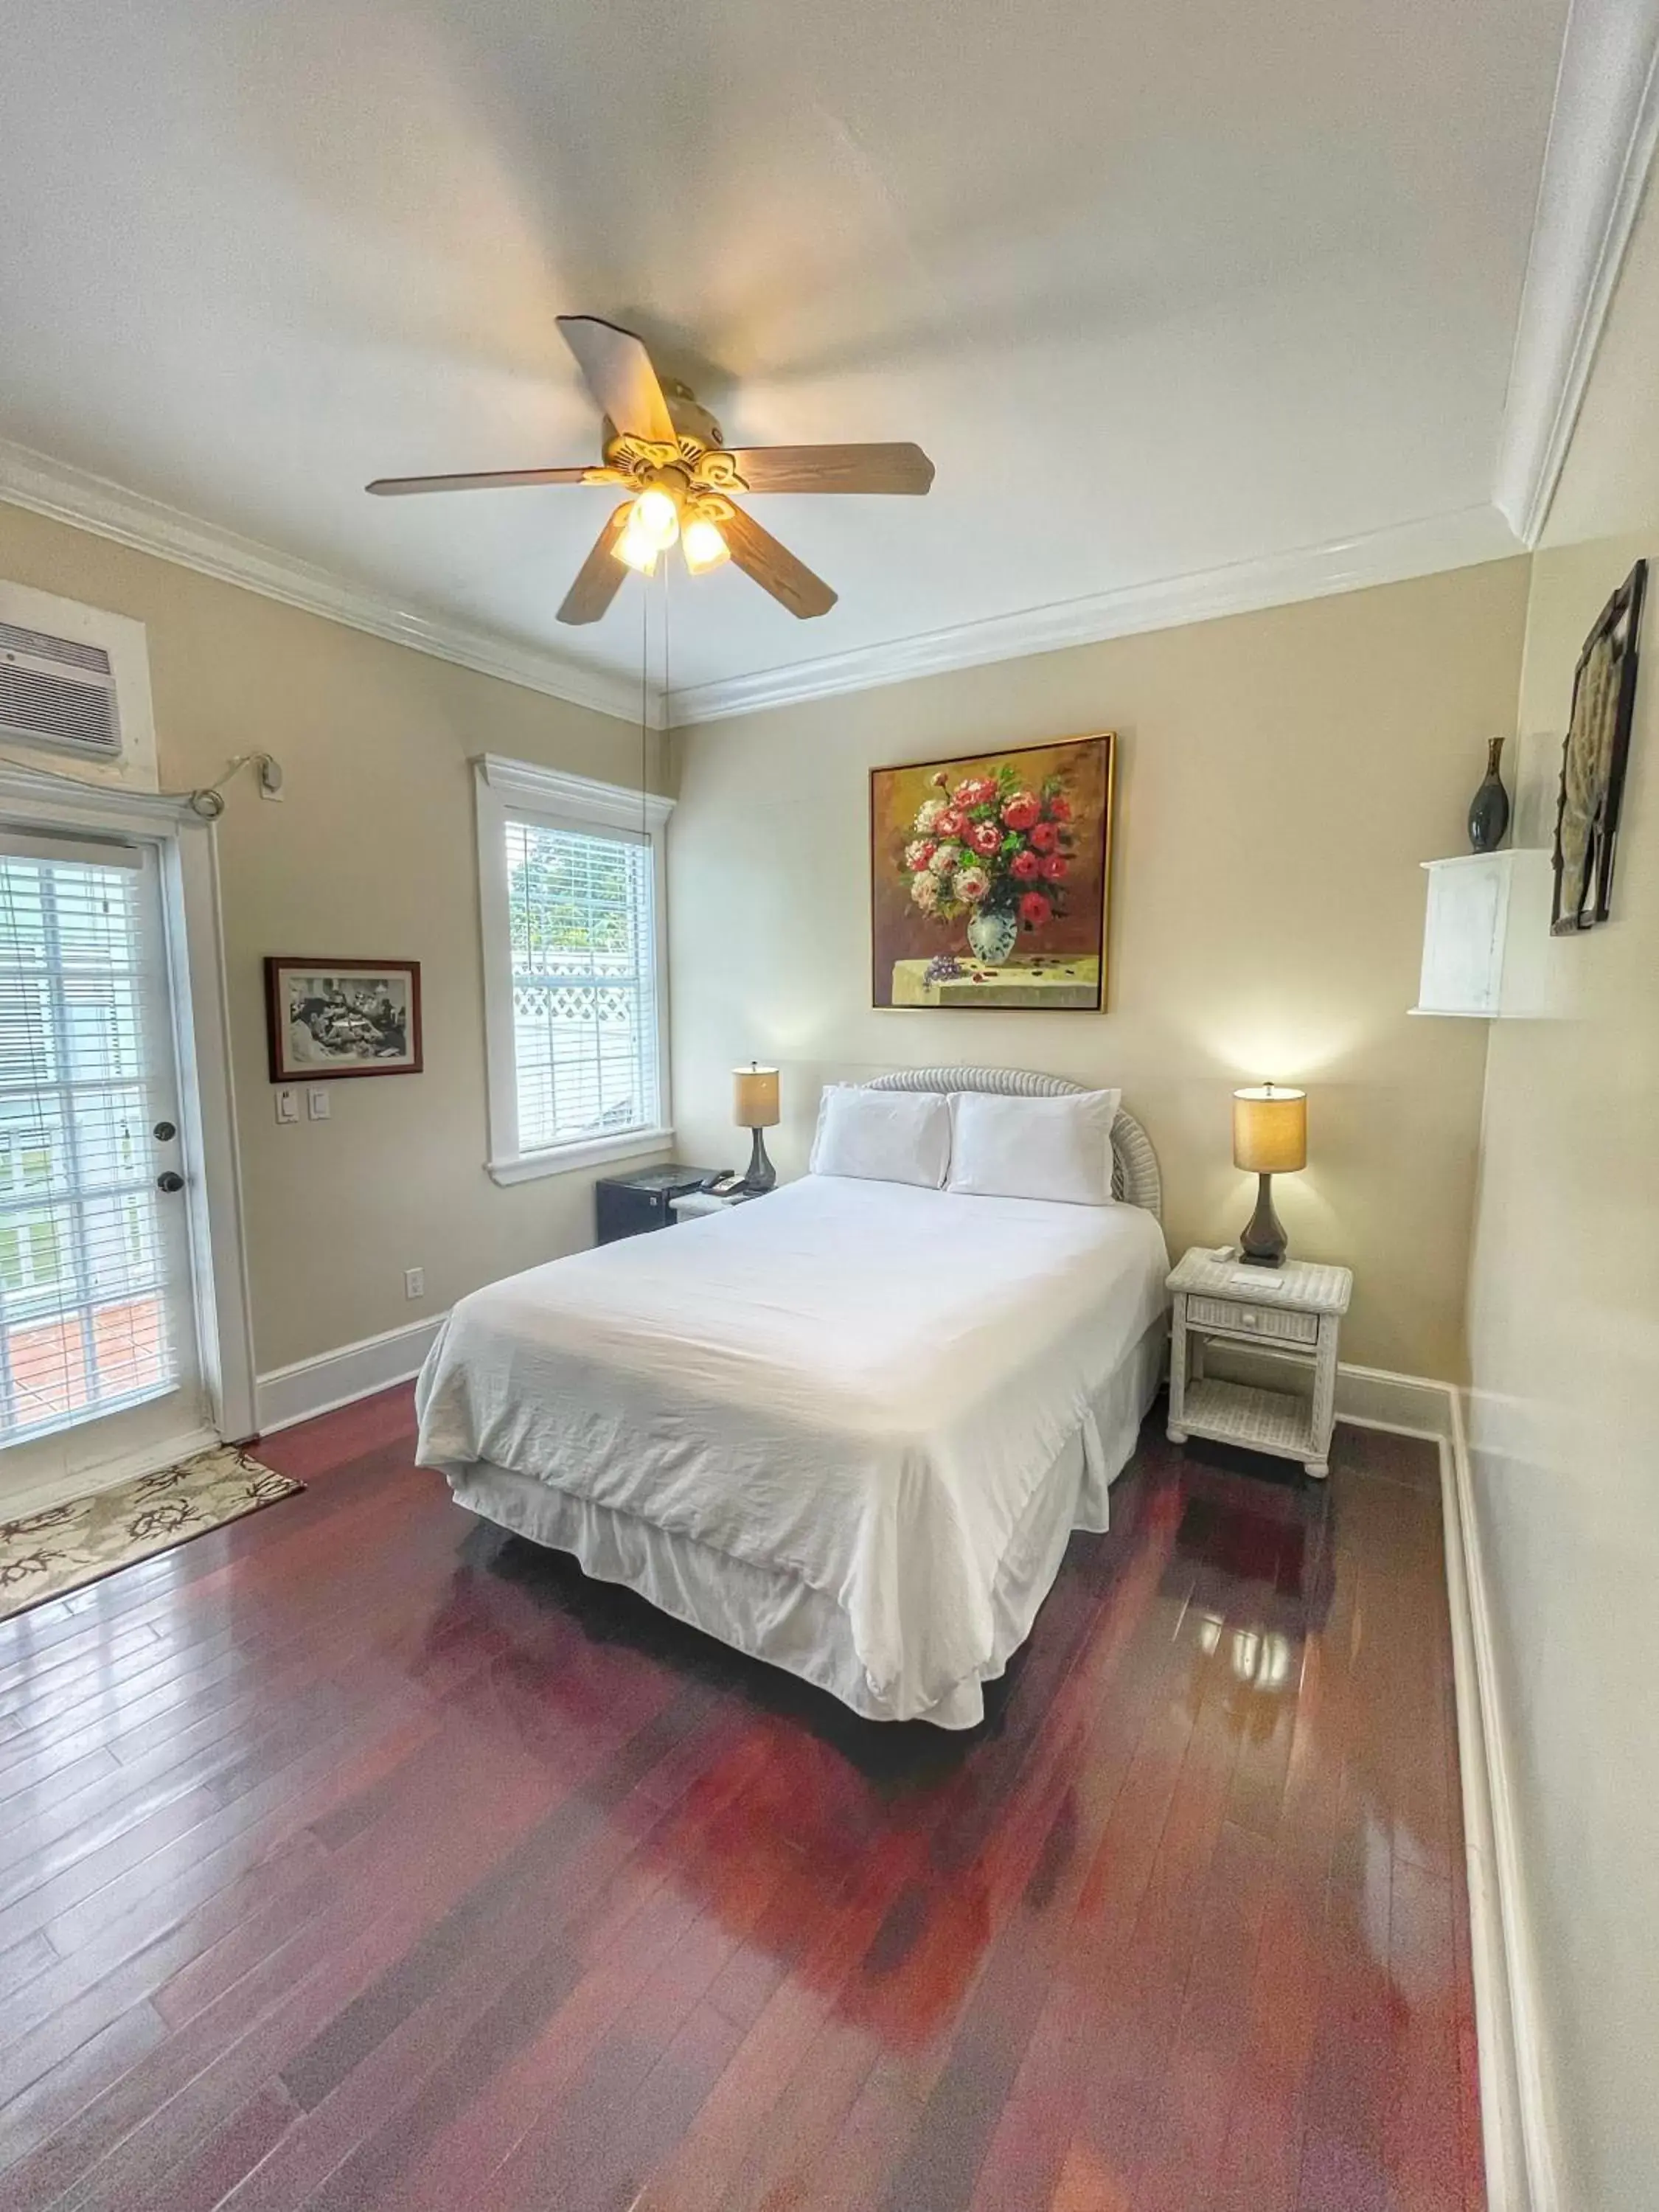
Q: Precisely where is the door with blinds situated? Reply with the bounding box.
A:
[0,828,204,1498]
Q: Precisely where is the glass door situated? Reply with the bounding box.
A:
[0,828,205,1502]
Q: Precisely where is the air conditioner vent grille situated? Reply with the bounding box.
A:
[0,622,121,759]
[0,621,112,675]
[0,582,152,789]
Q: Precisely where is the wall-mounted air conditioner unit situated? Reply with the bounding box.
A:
[0,577,159,793]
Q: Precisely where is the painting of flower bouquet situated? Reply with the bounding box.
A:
[869,733,1114,1008]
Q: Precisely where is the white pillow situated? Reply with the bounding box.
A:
[946,1088,1122,1206]
[809,1085,951,1188]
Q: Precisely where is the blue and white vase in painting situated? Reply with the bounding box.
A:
[966,905,1019,966]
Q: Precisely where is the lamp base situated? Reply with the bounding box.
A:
[745,1126,776,1193]
[1238,1172,1287,1267]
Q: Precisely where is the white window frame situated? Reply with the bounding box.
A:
[474,754,674,1186]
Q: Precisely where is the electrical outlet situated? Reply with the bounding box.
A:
[404,1267,425,1301]
[275,1088,299,1124]
[306,1086,330,1121]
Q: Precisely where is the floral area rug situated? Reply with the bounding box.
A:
[0,1446,302,1621]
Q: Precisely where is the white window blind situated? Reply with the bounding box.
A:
[0,846,177,1441]
[504,815,661,1156]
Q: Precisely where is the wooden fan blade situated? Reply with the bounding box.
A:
[720,504,838,619]
[366,467,594,496]
[727,442,934,495]
[557,316,676,445]
[557,505,633,626]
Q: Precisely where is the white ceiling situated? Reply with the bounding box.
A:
[0,0,1574,715]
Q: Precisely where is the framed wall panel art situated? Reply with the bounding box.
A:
[264,958,423,1080]
[1552,559,1646,934]
[869,733,1114,1009]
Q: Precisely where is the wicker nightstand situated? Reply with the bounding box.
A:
[1166,1248,1354,1478]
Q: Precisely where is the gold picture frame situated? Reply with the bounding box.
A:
[869,733,1114,1009]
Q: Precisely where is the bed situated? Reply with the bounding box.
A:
[414,1068,1169,1728]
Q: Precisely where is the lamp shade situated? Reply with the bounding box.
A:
[1233,1085,1307,1174]
[733,1064,780,1129]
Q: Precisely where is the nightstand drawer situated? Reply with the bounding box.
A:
[1185,1295,1319,1347]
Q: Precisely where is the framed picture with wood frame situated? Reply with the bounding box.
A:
[869,732,1114,1009]
[1552,559,1646,934]
[263,957,423,1081]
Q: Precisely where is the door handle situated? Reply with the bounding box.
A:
[156,1172,185,1194]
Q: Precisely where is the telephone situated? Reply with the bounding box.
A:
[702,1169,751,1198]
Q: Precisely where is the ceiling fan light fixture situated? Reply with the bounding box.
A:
[612,515,660,575]
[630,485,681,550]
[681,514,730,574]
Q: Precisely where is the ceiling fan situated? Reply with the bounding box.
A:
[366,316,934,626]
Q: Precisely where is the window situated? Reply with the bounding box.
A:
[476,757,672,1183]
[505,818,658,1153]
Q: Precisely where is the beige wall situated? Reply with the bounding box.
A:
[669,560,1529,1379]
[1463,178,1659,2210]
[0,503,1530,1392]
[0,501,667,1379]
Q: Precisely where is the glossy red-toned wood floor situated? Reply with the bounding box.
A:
[0,1391,1482,2211]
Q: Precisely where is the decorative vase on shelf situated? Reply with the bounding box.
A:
[1467,737,1511,852]
[966,905,1018,966]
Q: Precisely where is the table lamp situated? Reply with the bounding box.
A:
[733,1062,780,1192]
[1232,1082,1307,1267]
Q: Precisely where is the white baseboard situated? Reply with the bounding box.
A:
[1,1424,223,1522]
[256,1315,445,1434]
[1334,1358,1454,1440]
[1200,1343,1455,1441]
[1441,1389,1556,2212]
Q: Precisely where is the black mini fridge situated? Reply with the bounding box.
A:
[593,1164,716,1243]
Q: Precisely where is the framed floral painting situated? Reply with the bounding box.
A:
[869,733,1114,1009]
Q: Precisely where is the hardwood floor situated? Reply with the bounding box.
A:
[0,1391,1482,2211]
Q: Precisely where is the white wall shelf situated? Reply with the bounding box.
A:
[1413,849,1553,1018]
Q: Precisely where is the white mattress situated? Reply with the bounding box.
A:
[415,1174,1170,1725]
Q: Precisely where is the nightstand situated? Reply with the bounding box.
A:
[1166,1248,1354,1478]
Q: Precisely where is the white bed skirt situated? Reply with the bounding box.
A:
[446,1315,1165,1730]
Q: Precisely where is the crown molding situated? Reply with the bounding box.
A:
[668,504,1522,726]
[0,434,661,728]
[1493,0,1659,547]
[0,467,1524,741]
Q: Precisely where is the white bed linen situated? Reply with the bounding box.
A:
[444,1324,1164,1728]
[415,1175,1169,1723]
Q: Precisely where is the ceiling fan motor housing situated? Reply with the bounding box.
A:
[663,382,725,450]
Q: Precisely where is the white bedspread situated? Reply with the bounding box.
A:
[415,1175,1169,1718]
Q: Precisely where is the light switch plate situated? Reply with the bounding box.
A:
[307,1086,331,1121]
[275,1088,299,1124]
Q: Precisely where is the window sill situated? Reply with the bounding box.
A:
[487,1127,676,1186]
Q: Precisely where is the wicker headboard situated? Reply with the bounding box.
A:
[863,1066,1162,1219]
